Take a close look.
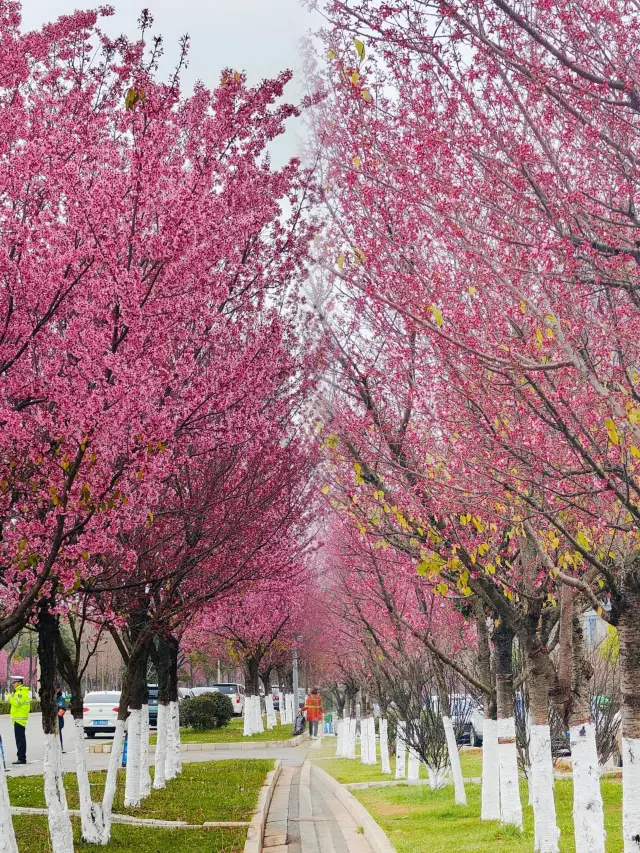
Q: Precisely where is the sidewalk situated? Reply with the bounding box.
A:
[263,750,375,852]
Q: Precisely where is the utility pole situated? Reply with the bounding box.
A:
[292,646,299,716]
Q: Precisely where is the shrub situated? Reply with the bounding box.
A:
[0,700,42,715]
[181,692,234,730]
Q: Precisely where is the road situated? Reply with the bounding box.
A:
[0,713,309,776]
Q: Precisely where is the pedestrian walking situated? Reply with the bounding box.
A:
[9,675,30,764]
[301,688,324,739]
[56,684,67,752]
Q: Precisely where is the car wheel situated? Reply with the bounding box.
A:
[85,730,96,739]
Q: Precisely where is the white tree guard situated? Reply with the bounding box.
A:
[380,718,392,774]
[265,694,277,730]
[529,724,560,853]
[443,715,467,806]
[498,717,523,828]
[360,716,369,764]
[347,717,357,759]
[253,696,264,734]
[153,703,169,789]
[0,752,19,853]
[165,701,180,780]
[43,732,74,853]
[407,744,421,781]
[481,718,501,821]
[101,718,125,843]
[124,708,142,807]
[395,721,407,779]
[570,722,605,853]
[139,704,152,800]
[622,737,640,853]
[427,765,447,790]
[368,717,377,765]
[73,718,106,843]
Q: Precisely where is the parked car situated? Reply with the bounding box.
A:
[147,685,158,729]
[425,693,484,745]
[191,686,217,697]
[83,690,122,738]
[208,683,246,715]
[179,687,194,701]
[271,688,280,712]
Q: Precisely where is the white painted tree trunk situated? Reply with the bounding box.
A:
[43,732,74,853]
[570,722,606,853]
[380,718,391,774]
[347,717,357,759]
[395,721,406,779]
[0,753,19,853]
[101,718,125,843]
[336,719,345,756]
[407,743,421,781]
[443,715,467,806]
[481,718,501,821]
[124,708,142,808]
[622,737,640,853]
[284,693,293,724]
[498,717,523,828]
[153,703,169,790]
[244,696,254,736]
[277,692,284,725]
[529,724,560,853]
[360,716,369,764]
[171,701,182,775]
[139,705,151,800]
[427,765,447,790]
[73,717,106,844]
[265,694,276,730]
[165,703,178,780]
[253,696,264,734]
[367,717,377,765]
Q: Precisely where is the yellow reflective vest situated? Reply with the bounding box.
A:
[10,685,30,726]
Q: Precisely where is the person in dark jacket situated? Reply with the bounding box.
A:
[56,684,67,752]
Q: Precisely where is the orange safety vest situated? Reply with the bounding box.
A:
[302,694,323,722]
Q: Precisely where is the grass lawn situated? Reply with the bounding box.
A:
[8,759,273,824]
[13,815,245,853]
[352,777,622,853]
[150,716,294,744]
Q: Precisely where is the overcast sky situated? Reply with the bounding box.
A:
[21,0,321,167]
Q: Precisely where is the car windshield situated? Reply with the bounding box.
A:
[84,692,120,704]
[212,685,235,695]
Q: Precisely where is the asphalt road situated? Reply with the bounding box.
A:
[0,713,309,776]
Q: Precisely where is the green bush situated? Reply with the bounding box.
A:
[0,700,42,715]
[180,693,234,730]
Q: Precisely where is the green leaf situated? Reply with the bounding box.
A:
[354,39,365,60]
[429,305,443,327]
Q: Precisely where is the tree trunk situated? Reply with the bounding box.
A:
[567,597,606,853]
[617,555,640,853]
[153,636,172,790]
[124,647,148,808]
[434,660,466,805]
[165,634,182,780]
[38,606,74,853]
[477,610,500,821]
[492,620,522,829]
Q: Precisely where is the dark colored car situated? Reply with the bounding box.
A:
[147,684,158,729]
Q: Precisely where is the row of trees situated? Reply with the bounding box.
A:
[0,6,318,853]
[309,2,640,853]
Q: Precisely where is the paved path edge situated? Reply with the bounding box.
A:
[310,763,396,853]
[244,758,282,853]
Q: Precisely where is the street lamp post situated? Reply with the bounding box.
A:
[292,646,299,716]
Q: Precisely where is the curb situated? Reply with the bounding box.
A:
[243,759,282,853]
[311,763,397,853]
[88,734,307,754]
[11,806,249,829]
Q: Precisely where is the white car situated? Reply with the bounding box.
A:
[200,683,246,715]
[83,691,122,738]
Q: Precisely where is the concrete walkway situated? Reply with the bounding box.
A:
[263,755,373,853]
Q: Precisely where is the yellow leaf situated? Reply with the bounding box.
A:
[535,328,543,346]
[362,89,372,102]
[321,485,329,495]
[605,417,619,445]
[353,156,361,168]
[327,49,336,59]
[354,39,365,60]
[337,254,345,271]
[468,286,476,295]
[520,300,526,314]
[631,445,640,458]
[429,305,443,327]
[351,71,360,85]
[435,582,448,596]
